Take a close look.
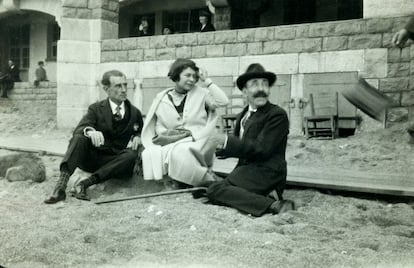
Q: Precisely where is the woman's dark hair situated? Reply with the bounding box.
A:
[168,58,199,82]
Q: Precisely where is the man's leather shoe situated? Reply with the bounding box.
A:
[44,189,66,204]
[71,184,90,201]
[269,199,295,214]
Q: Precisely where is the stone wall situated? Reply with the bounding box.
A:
[101,16,414,130]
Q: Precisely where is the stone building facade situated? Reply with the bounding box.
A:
[0,0,413,135]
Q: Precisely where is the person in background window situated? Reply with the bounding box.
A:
[163,25,175,35]
[199,10,215,32]
[392,16,414,143]
[0,60,20,98]
[34,61,48,87]
[136,16,153,37]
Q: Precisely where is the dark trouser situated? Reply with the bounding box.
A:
[60,135,137,183]
[1,80,13,97]
[207,165,287,217]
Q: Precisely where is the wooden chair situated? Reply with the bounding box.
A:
[304,92,339,139]
[221,94,246,134]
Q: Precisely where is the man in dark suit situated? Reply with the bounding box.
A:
[205,63,294,217]
[392,16,414,143]
[199,10,216,32]
[1,60,20,98]
[45,70,144,204]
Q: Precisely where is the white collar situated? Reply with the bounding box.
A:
[248,105,257,113]
[109,99,125,115]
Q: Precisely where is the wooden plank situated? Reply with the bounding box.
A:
[213,158,414,197]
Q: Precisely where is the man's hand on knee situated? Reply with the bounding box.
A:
[87,130,105,147]
[127,136,142,151]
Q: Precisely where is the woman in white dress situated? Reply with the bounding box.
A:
[141,59,229,186]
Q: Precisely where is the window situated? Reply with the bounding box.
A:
[47,22,60,61]
[9,25,30,69]
[163,8,204,33]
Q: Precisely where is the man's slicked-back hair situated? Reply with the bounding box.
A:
[168,58,199,82]
[101,70,125,86]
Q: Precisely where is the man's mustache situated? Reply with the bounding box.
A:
[253,91,268,98]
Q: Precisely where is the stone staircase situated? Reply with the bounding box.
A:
[5,82,57,104]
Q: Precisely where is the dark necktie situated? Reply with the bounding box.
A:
[241,111,254,129]
[114,105,122,121]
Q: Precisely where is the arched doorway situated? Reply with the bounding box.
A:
[0,11,60,83]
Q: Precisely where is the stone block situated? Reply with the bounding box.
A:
[263,41,283,54]
[364,0,414,18]
[62,7,77,18]
[192,46,207,58]
[366,18,394,33]
[382,33,394,48]
[299,50,364,73]
[57,63,99,86]
[246,42,263,55]
[144,49,156,61]
[333,21,364,35]
[322,36,348,51]
[387,63,410,77]
[156,48,176,60]
[387,107,408,123]
[240,54,299,75]
[62,0,87,8]
[108,0,119,12]
[136,60,174,79]
[176,46,192,59]
[182,33,197,46]
[215,30,237,43]
[121,38,137,50]
[384,92,401,106]
[194,57,239,77]
[114,50,128,62]
[58,41,101,63]
[411,45,414,60]
[224,44,247,56]
[149,36,167,49]
[411,76,414,90]
[348,34,382,49]
[282,38,322,53]
[88,0,104,9]
[401,91,414,106]
[100,20,118,40]
[206,45,225,57]
[254,28,274,42]
[128,49,144,62]
[295,25,309,38]
[198,32,215,45]
[101,51,116,62]
[391,16,412,32]
[308,23,335,37]
[167,35,184,47]
[362,48,387,78]
[91,9,118,23]
[379,77,410,92]
[136,37,150,49]
[77,8,92,19]
[387,47,411,63]
[101,39,122,51]
[61,18,107,41]
[237,28,256,42]
[273,26,296,40]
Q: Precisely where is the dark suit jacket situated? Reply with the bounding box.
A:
[7,64,20,82]
[73,98,143,153]
[200,23,216,32]
[217,101,289,172]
